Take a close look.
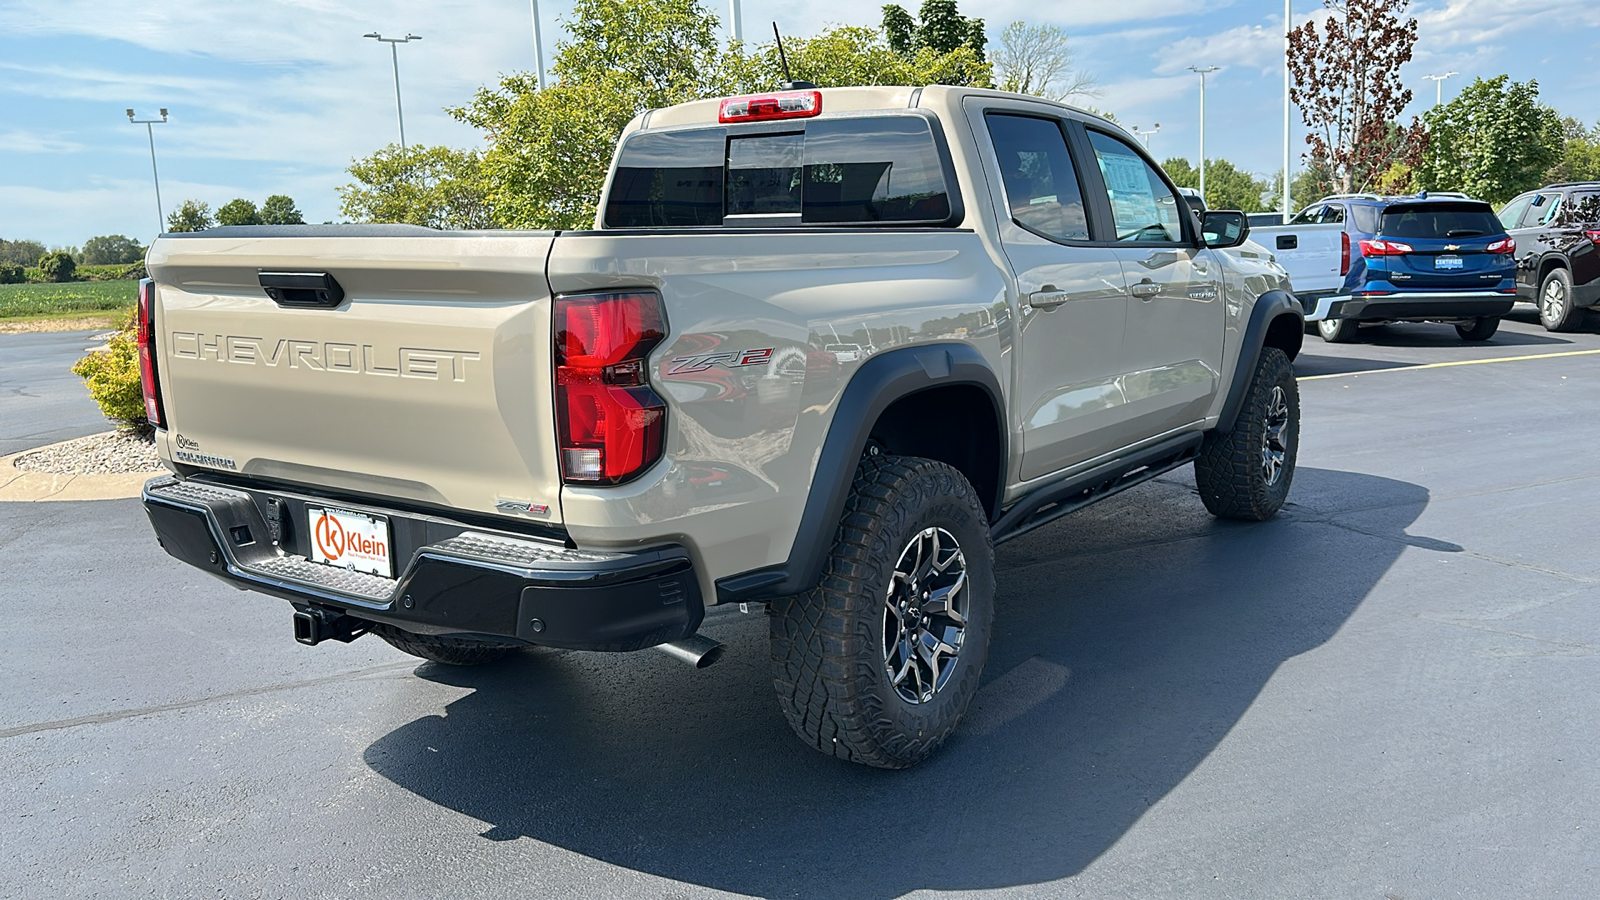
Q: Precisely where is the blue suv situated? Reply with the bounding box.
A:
[1303,194,1518,342]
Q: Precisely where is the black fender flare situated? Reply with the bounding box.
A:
[1217,289,1303,432]
[715,342,1006,603]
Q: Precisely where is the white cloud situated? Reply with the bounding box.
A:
[1416,0,1600,49]
[0,129,86,154]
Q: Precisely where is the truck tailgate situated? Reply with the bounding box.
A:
[1251,222,1346,296]
[146,229,563,525]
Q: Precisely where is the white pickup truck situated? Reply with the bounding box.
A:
[1249,200,1360,319]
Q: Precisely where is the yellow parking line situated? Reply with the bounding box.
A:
[1300,347,1600,381]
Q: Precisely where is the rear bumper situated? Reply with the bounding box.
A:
[142,476,703,651]
[1324,291,1516,322]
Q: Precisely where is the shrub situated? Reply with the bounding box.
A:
[71,315,151,436]
[0,264,23,284]
[38,250,76,283]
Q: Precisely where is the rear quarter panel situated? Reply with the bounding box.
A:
[546,229,1008,598]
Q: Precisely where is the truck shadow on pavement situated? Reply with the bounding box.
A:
[364,467,1448,897]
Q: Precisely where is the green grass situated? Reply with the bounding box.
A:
[0,279,139,320]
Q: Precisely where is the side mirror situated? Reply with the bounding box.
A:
[1201,210,1250,249]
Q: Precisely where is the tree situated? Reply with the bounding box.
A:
[166,200,214,233]
[1288,0,1426,193]
[440,0,743,230]
[1163,157,1271,211]
[1163,157,1199,188]
[339,145,497,230]
[79,235,144,265]
[748,25,989,91]
[881,1,987,66]
[216,198,262,226]
[992,22,1096,101]
[1413,75,1563,204]
[1544,118,1600,185]
[0,238,46,267]
[260,194,305,225]
[38,249,76,283]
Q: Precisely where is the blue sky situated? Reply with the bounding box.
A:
[1,0,1596,247]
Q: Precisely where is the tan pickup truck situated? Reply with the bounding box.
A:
[139,84,1304,768]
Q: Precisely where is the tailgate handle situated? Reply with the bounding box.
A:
[1275,235,1297,250]
[258,271,345,309]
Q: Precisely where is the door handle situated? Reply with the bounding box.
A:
[1027,286,1070,309]
[1129,280,1161,299]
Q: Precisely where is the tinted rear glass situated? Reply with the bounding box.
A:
[604,128,726,227]
[1352,205,1380,233]
[1380,203,1501,238]
[604,115,952,228]
[1568,191,1600,223]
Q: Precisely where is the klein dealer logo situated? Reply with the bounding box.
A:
[313,511,385,564]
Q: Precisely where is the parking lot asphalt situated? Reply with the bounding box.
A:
[3,308,1598,899]
[0,329,117,456]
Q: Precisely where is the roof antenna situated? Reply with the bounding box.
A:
[772,22,815,91]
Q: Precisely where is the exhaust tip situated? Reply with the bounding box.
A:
[656,634,724,669]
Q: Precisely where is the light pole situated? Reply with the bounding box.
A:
[1283,0,1292,224]
[126,107,168,233]
[1133,123,1160,149]
[364,32,422,150]
[1188,66,1219,203]
[729,0,742,43]
[528,1,546,89]
[1423,72,1459,107]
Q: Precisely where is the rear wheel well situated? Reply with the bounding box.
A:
[867,385,1002,519]
[1539,257,1569,284]
[1264,311,1303,361]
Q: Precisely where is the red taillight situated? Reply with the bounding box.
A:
[1340,231,1350,276]
[1486,237,1515,254]
[554,292,666,484]
[717,90,822,123]
[1585,230,1600,245]
[1358,238,1414,256]
[136,278,165,429]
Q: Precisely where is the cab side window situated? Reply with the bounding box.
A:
[1289,205,1324,225]
[1520,194,1560,229]
[985,113,1089,242]
[1085,130,1185,244]
[1318,204,1346,225]
[1497,195,1533,230]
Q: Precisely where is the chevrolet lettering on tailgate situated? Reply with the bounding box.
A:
[168,332,480,382]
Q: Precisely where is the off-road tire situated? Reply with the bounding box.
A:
[1455,316,1500,341]
[769,454,995,769]
[1539,268,1584,332]
[369,622,518,666]
[1195,347,1299,521]
[1317,317,1359,343]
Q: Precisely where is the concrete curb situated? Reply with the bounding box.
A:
[0,436,163,502]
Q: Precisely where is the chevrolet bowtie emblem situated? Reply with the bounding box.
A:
[1444,244,1460,250]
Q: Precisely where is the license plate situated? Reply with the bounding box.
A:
[307,507,393,578]
[1435,255,1464,270]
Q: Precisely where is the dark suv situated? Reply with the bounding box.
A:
[1308,194,1517,343]
[1498,183,1600,331]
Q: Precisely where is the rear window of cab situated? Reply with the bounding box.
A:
[603,114,955,228]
